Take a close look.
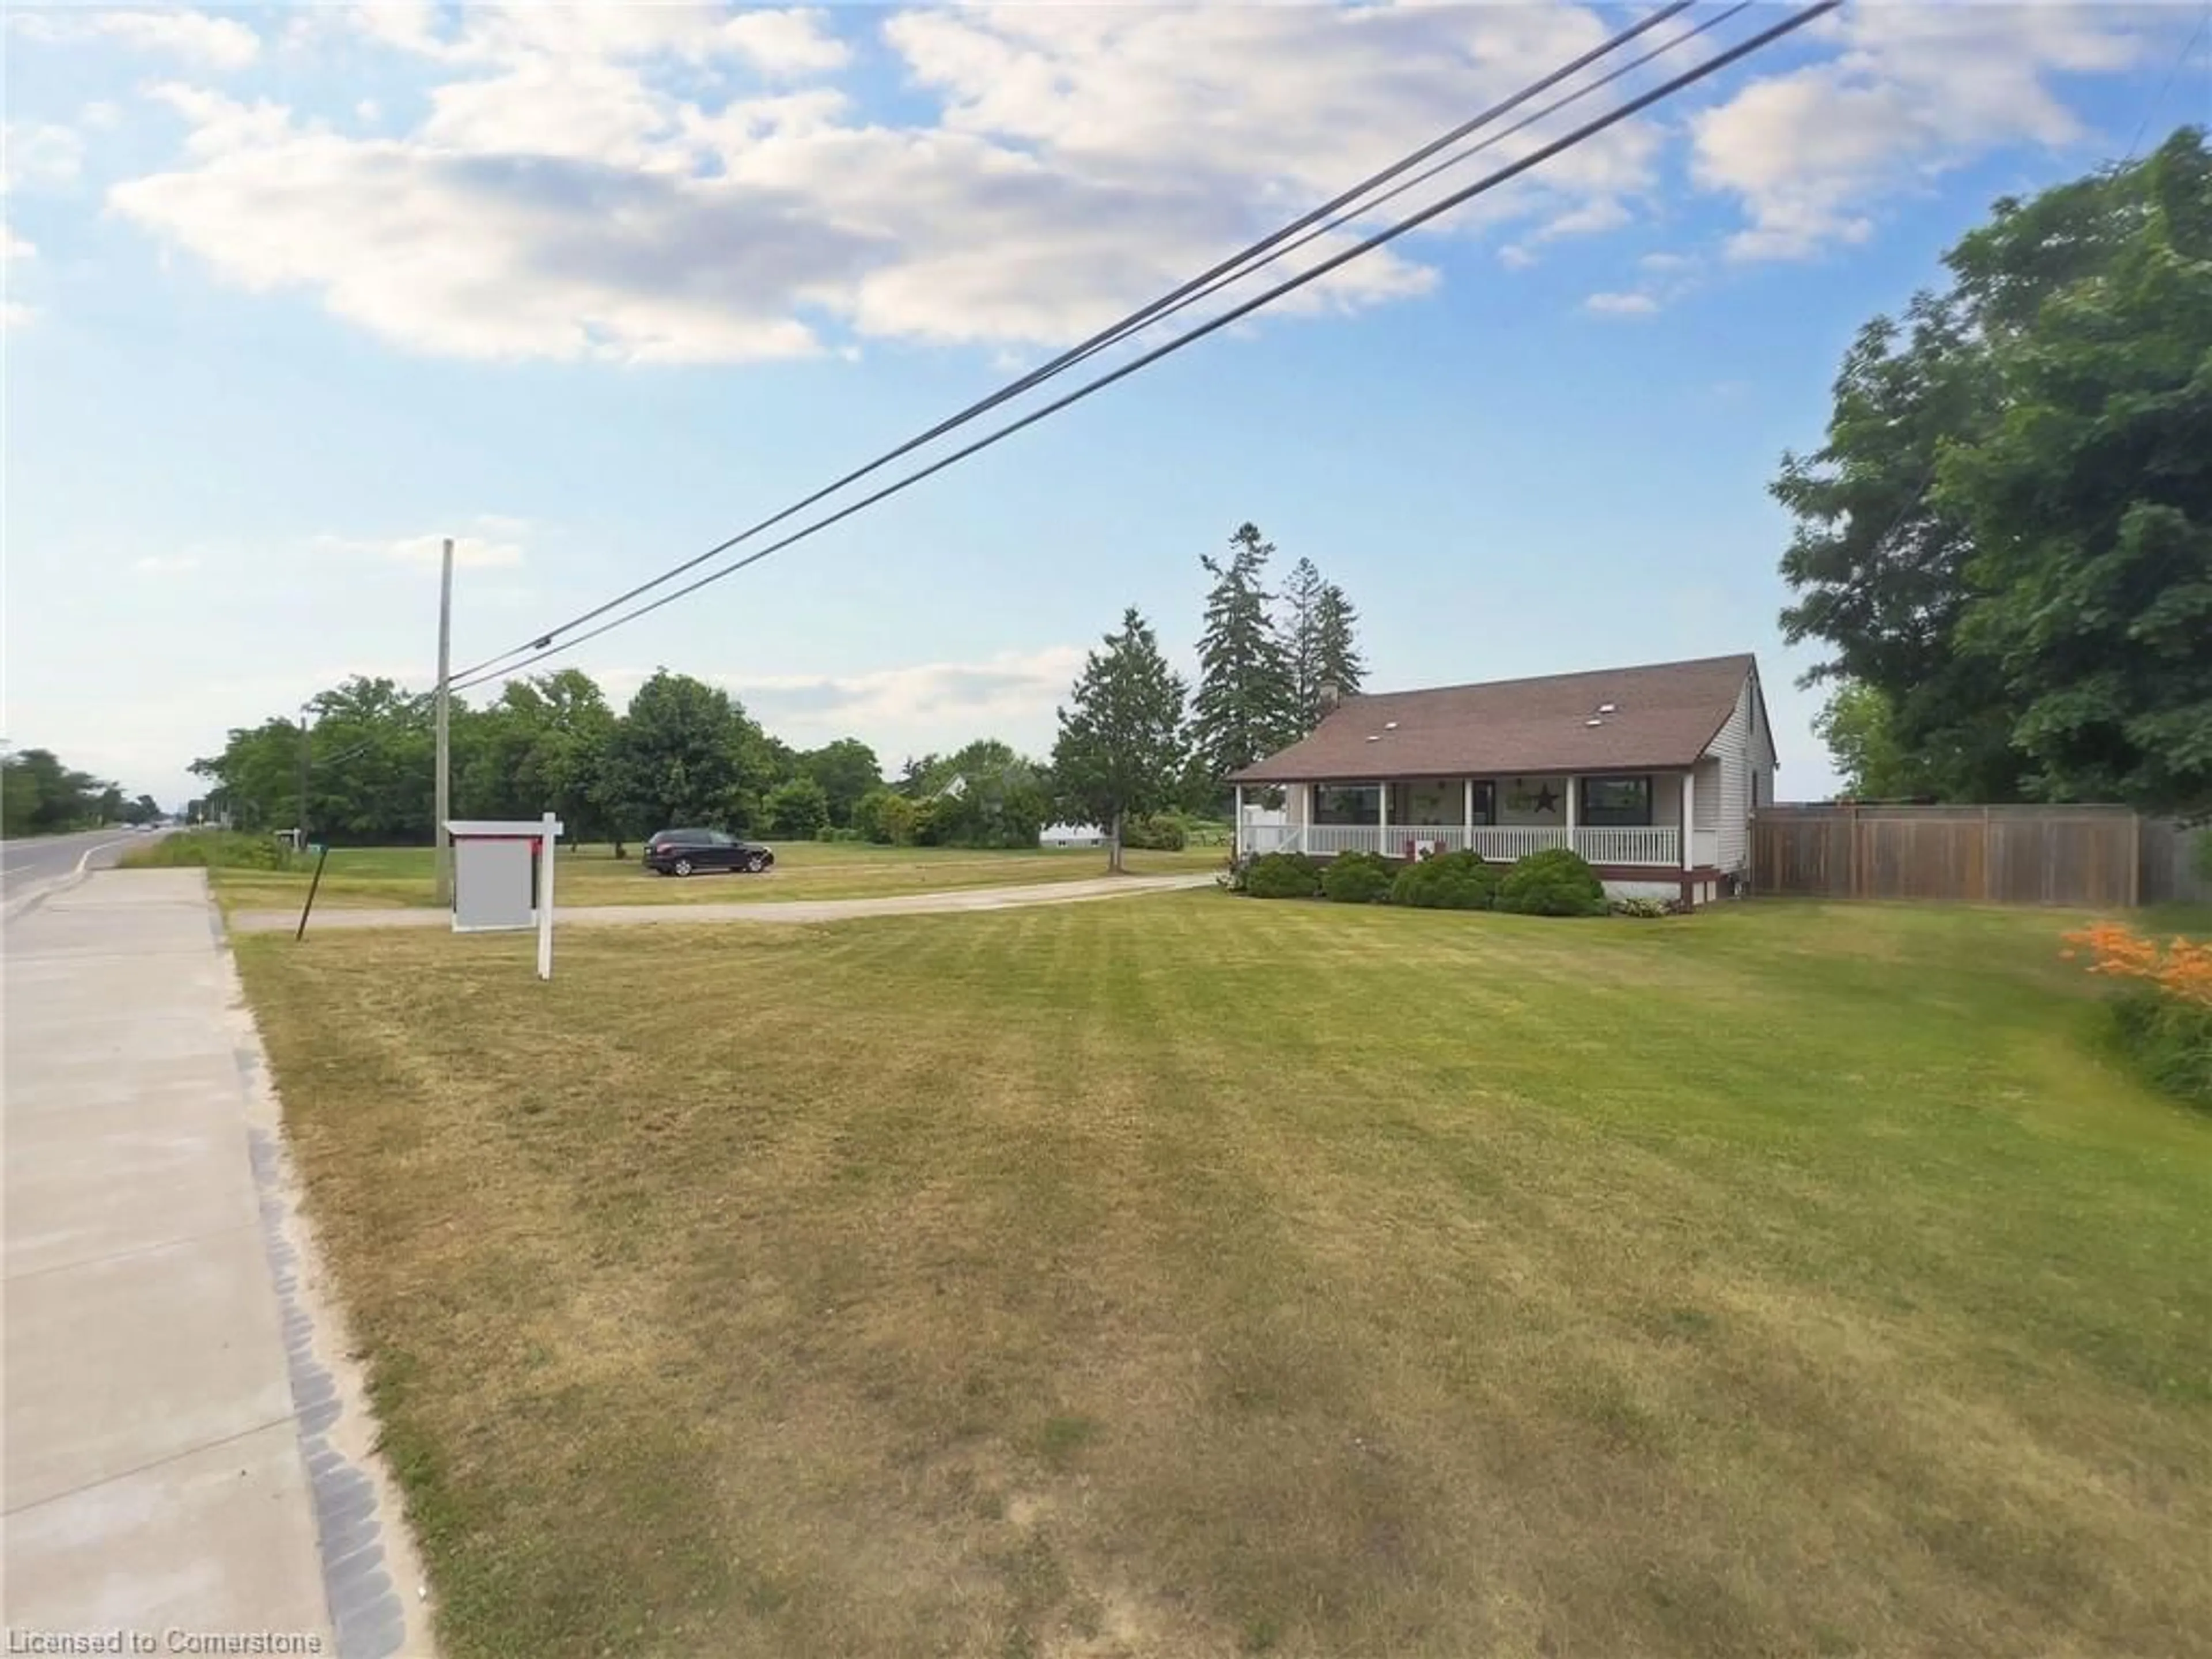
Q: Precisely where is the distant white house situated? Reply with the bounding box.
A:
[1039,822,1107,848]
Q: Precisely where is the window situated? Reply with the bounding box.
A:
[1313,785,1381,825]
[1580,775,1653,827]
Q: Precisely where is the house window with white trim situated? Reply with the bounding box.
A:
[1580,775,1653,827]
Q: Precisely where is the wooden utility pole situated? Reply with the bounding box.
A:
[433,536,455,907]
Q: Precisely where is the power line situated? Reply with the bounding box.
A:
[448,0,1704,686]
[456,2,1838,692]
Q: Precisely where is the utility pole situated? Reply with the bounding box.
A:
[297,702,312,851]
[433,536,455,906]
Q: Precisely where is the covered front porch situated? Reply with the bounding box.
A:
[1237,771,1720,870]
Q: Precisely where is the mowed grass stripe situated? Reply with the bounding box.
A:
[236,896,2212,1659]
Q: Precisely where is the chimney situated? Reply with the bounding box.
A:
[1317,679,1341,714]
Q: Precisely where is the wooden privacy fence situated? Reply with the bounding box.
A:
[1751,805,2208,908]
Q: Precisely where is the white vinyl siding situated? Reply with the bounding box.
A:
[1702,672,1757,874]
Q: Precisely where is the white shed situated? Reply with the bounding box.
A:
[1039,822,1107,848]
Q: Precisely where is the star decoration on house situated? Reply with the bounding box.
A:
[1531,785,1560,815]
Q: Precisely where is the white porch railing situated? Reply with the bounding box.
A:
[1245,824,1688,866]
[1575,825,1676,865]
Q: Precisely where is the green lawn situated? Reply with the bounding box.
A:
[192,839,1221,914]
[234,897,2211,1659]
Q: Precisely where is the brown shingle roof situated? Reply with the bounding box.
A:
[1230,653,1759,783]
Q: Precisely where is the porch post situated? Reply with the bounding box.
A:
[1377,779,1388,854]
[1463,778,1474,851]
[1564,774,1578,857]
[1233,783,1245,857]
[1681,768,1695,870]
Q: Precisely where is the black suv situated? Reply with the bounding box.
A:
[642,828,776,877]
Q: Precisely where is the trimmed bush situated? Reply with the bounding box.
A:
[1321,850,1397,904]
[1389,849,1500,911]
[1245,851,1322,899]
[1123,815,1188,852]
[1497,847,1607,917]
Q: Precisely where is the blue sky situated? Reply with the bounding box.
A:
[5,1,2205,807]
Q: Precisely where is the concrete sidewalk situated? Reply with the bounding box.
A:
[3,871,427,1656]
[230,869,1219,933]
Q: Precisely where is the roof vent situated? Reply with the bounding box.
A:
[1383,721,1399,730]
[1597,703,1617,714]
[1585,717,1604,727]
[1365,734,1381,743]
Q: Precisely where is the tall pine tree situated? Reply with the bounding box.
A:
[1281,555,1326,729]
[1192,523,1299,789]
[1312,582,1366,707]
[1052,608,1191,873]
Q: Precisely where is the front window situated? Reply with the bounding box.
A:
[1313,785,1381,825]
[1580,775,1653,827]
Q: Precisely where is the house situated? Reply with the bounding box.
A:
[1230,653,1778,908]
[1039,822,1108,847]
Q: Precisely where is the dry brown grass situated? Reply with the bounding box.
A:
[233,897,2212,1659]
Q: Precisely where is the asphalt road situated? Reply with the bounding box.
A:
[2,827,166,915]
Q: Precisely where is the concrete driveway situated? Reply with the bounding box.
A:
[229,870,1218,933]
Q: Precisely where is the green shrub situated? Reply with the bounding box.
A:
[2110,987,2212,1108]
[1245,851,1321,899]
[1389,849,1499,910]
[118,831,297,872]
[1123,815,1188,851]
[1497,847,1607,917]
[1609,895,1676,918]
[1321,850,1397,903]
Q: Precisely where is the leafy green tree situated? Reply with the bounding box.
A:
[601,671,775,834]
[801,738,882,828]
[1311,581,1365,707]
[1051,607,1190,873]
[1192,523,1299,791]
[762,775,831,839]
[852,787,914,844]
[1811,680,1938,801]
[1,747,122,834]
[1778,124,2212,812]
[1937,128,2212,812]
[907,738,1054,847]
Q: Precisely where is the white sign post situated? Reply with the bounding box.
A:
[536,810,556,980]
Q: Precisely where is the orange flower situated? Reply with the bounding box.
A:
[2062,922,2212,1009]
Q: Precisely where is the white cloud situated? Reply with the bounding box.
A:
[132,554,203,574]
[104,2,1668,365]
[12,8,260,68]
[81,101,124,132]
[718,646,1088,751]
[1497,244,1538,271]
[1584,291,1658,317]
[310,522,527,570]
[1691,2,2158,262]
[355,99,381,124]
[2,222,33,262]
[1,301,35,329]
[2,122,84,191]
[1638,251,1694,274]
